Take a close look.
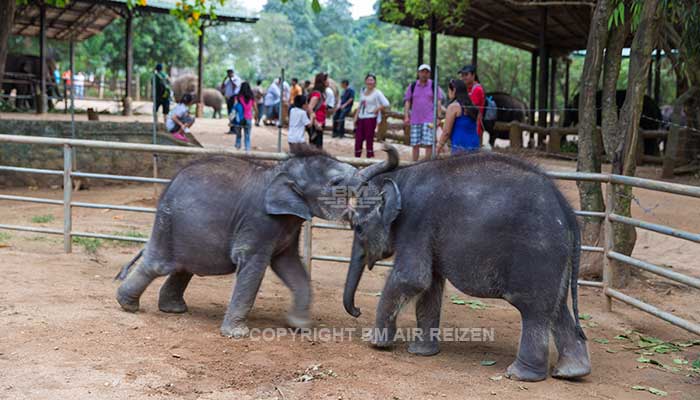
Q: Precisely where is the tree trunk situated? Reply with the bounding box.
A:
[0,0,17,113]
[610,0,661,288]
[576,0,611,279]
[601,18,629,157]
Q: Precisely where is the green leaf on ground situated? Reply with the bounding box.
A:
[647,387,667,397]
[578,313,592,320]
[31,214,55,224]
[450,295,466,305]
[466,300,488,310]
[605,348,618,353]
[480,360,497,366]
[692,359,700,369]
[614,334,629,340]
[631,385,647,390]
[593,338,609,344]
[673,359,687,365]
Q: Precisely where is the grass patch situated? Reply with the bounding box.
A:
[0,232,11,242]
[72,237,102,254]
[31,214,55,224]
[108,230,148,246]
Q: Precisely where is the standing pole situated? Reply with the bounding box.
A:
[152,71,159,199]
[530,52,537,125]
[564,57,571,113]
[538,7,549,128]
[471,37,478,68]
[549,57,558,127]
[429,16,437,80]
[38,4,47,114]
[303,221,312,277]
[277,68,284,153]
[69,40,76,140]
[196,24,205,118]
[123,9,134,116]
[63,145,73,253]
[432,65,439,159]
[653,47,661,104]
[417,31,424,69]
[602,182,614,311]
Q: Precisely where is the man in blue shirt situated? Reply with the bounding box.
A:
[333,79,355,138]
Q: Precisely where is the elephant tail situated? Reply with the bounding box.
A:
[114,248,144,281]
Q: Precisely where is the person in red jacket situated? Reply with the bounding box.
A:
[459,65,485,140]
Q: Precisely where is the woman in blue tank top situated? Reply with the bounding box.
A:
[437,79,481,154]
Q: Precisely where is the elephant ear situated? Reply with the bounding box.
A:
[380,178,402,228]
[264,172,312,220]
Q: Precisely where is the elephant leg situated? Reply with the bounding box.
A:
[220,254,269,338]
[158,271,193,314]
[372,260,431,349]
[116,258,169,312]
[506,306,551,382]
[271,247,312,330]
[408,277,444,356]
[551,303,591,379]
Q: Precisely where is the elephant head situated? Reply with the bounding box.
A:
[343,177,402,317]
[264,145,399,222]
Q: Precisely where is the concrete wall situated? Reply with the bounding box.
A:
[0,119,198,187]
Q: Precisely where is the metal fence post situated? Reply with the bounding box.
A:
[602,181,614,312]
[63,144,73,253]
[303,221,312,277]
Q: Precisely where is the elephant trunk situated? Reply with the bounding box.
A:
[343,239,366,318]
[350,144,399,186]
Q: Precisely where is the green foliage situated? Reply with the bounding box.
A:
[30,214,55,224]
[0,232,11,242]
[72,237,102,254]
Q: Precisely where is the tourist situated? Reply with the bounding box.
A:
[288,94,311,153]
[234,82,257,151]
[353,74,390,158]
[220,68,242,115]
[263,78,281,126]
[289,78,302,106]
[74,72,85,98]
[307,72,329,148]
[154,63,171,125]
[404,64,444,160]
[332,79,354,138]
[252,79,265,127]
[459,64,485,139]
[437,79,480,154]
[166,93,195,142]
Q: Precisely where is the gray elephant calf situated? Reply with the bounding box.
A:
[116,146,397,337]
[343,151,591,382]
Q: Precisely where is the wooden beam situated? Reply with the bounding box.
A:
[530,52,537,124]
[564,57,571,109]
[429,15,437,80]
[38,3,47,114]
[472,37,478,68]
[538,7,549,127]
[653,47,661,104]
[417,31,424,69]
[123,9,133,116]
[196,24,205,118]
[549,56,557,127]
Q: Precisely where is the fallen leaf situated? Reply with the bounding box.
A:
[578,313,592,320]
[489,375,503,381]
[480,360,497,366]
[647,387,667,397]
[593,338,609,344]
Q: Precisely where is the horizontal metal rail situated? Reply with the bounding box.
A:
[607,251,700,289]
[0,165,64,176]
[578,280,604,288]
[0,194,63,205]
[609,213,700,244]
[581,245,604,253]
[71,231,148,243]
[605,288,700,336]
[71,201,157,213]
[545,171,609,183]
[610,174,700,198]
[0,223,62,235]
[575,210,606,218]
[72,171,171,184]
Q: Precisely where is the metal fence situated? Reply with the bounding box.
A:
[0,134,698,336]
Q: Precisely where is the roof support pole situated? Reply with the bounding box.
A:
[530,51,537,125]
[549,56,557,127]
[123,8,133,116]
[196,24,205,117]
[564,57,571,114]
[38,3,47,114]
[417,31,424,70]
[538,7,549,128]
[472,37,478,67]
[429,15,437,80]
[653,47,661,104]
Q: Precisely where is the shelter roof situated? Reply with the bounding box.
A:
[379,0,596,55]
[12,0,258,42]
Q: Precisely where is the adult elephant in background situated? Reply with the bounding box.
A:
[2,53,60,110]
[563,90,663,155]
[482,92,527,148]
[342,151,590,382]
[116,145,399,338]
[202,88,225,118]
[171,74,197,102]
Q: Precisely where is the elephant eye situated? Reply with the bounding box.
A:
[355,225,363,235]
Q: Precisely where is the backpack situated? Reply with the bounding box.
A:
[229,101,245,127]
[484,95,498,121]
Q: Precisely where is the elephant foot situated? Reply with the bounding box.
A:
[286,312,312,330]
[116,288,140,313]
[158,298,188,314]
[220,322,250,338]
[552,355,591,379]
[407,340,440,356]
[369,327,396,349]
[505,359,548,382]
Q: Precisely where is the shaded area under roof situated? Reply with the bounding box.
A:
[379,0,597,55]
[12,0,258,42]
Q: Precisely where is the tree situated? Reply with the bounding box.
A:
[0,0,17,91]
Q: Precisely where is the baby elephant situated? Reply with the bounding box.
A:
[343,152,591,382]
[115,146,398,337]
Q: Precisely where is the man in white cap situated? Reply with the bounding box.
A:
[404,64,444,161]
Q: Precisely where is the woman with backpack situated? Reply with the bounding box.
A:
[437,79,480,154]
[233,81,257,151]
[353,73,390,158]
[307,72,329,148]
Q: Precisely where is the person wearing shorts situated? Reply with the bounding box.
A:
[404,64,444,161]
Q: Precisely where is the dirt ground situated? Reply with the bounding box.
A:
[1,111,699,399]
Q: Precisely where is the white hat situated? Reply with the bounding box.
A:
[418,64,431,72]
